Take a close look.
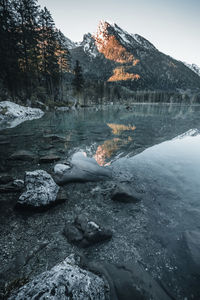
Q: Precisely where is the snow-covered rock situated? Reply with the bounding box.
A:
[17,170,59,208]
[0,101,44,129]
[8,255,108,300]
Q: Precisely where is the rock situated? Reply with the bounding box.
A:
[83,260,172,300]
[63,215,112,248]
[17,170,60,209]
[55,152,112,184]
[111,183,141,203]
[0,101,44,129]
[183,230,200,272]
[8,255,108,300]
[10,150,36,161]
[0,175,13,184]
[39,154,60,163]
[54,163,71,175]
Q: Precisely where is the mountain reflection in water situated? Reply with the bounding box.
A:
[107,123,136,135]
[94,137,132,166]
[94,123,135,165]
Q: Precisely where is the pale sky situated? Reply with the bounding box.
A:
[37,0,200,66]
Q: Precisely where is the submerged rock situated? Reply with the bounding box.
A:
[111,183,141,203]
[39,154,60,163]
[0,101,44,129]
[0,175,13,184]
[17,170,60,209]
[8,255,108,300]
[55,152,112,184]
[10,150,36,161]
[64,215,112,248]
[84,260,172,300]
[183,230,200,273]
[0,177,24,193]
[43,134,66,143]
[54,163,71,175]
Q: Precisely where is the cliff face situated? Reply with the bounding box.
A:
[69,21,200,91]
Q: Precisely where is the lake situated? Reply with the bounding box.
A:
[0,103,200,299]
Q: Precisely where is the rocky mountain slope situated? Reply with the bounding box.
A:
[69,21,200,91]
[184,62,200,77]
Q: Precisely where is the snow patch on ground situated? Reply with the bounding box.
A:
[0,101,44,129]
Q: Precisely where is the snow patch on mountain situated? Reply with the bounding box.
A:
[184,62,200,77]
[81,33,99,58]
[132,34,156,51]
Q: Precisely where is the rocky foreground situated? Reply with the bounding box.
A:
[1,126,200,299]
[0,151,174,300]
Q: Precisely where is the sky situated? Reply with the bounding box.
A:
[37,0,200,66]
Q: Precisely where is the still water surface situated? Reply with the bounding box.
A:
[1,103,200,299]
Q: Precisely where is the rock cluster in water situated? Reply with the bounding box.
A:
[64,215,112,247]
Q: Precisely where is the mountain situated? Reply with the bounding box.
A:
[183,62,200,77]
[69,21,200,91]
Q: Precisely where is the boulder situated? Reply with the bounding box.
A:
[64,215,112,248]
[55,152,112,184]
[10,150,36,161]
[8,255,108,300]
[17,170,60,209]
[111,183,141,203]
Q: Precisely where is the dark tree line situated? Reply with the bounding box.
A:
[0,0,70,103]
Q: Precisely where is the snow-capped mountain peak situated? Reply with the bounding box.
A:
[93,20,157,52]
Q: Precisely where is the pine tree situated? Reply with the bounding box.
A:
[72,60,84,93]
[13,0,40,97]
[56,30,71,101]
[0,0,21,94]
[0,0,71,102]
[39,7,60,98]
